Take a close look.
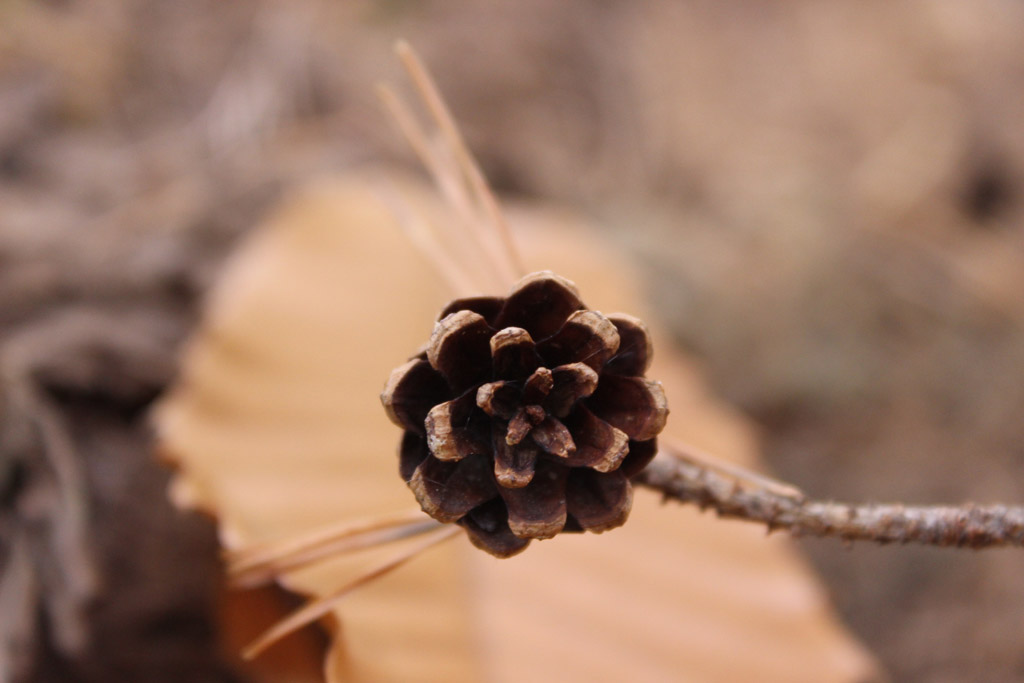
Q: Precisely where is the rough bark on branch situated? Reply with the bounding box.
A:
[635,450,1024,549]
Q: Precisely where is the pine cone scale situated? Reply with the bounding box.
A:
[475,381,518,418]
[427,310,493,392]
[604,314,653,376]
[618,438,659,478]
[499,459,569,540]
[566,468,633,532]
[399,432,428,482]
[492,272,584,339]
[546,362,599,417]
[521,367,554,404]
[382,359,451,436]
[489,327,540,379]
[504,407,537,446]
[424,392,487,462]
[536,309,620,371]
[562,406,630,472]
[493,426,538,488]
[438,296,504,325]
[408,452,496,523]
[588,375,669,442]
[459,500,530,558]
[530,416,575,457]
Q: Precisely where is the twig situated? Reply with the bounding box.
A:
[0,361,96,655]
[635,448,1024,549]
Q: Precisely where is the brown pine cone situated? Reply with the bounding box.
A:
[381,271,668,557]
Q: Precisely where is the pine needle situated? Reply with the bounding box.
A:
[376,82,503,292]
[395,40,524,285]
[242,525,460,659]
[371,180,481,298]
[228,508,439,588]
[663,438,806,501]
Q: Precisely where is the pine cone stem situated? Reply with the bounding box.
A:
[635,446,1024,549]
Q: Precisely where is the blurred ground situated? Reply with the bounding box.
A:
[1,1,1023,681]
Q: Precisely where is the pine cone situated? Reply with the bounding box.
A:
[381,271,668,557]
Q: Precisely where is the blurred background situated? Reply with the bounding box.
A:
[2,1,1023,681]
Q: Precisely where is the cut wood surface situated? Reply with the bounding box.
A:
[155,172,880,682]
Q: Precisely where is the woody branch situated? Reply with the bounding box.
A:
[635,451,1024,549]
